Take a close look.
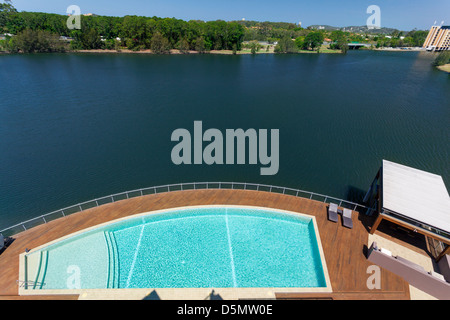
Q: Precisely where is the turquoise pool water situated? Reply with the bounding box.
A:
[26,207,327,290]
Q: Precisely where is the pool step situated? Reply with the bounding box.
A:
[110,232,120,288]
[104,231,119,288]
[33,250,48,289]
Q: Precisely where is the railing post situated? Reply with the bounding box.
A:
[1,181,371,238]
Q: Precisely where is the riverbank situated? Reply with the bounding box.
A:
[72,45,342,55]
[437,64,450,73]
[0,46,428,56]
[374,47,425,52]
[74,49,273,55]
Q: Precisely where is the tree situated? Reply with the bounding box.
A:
[303,31,324,51]
[195,36,206,53]
[330,30,345,42]
[177,37,190,53]
[390,38,399,48]
[248,40,261,54]
[432,51,450,67]
[274,36,297,53]
[407,30,428,47]
[329,31,349,53]
[0,2,17,33]
[9,28,66,53]
[339,41,349,54]
[76,28,103,49]
[120,15,151,50]
[295,36,305,50]
[150,31,170,53]
[232,43,237,55]
[225,22,244,50]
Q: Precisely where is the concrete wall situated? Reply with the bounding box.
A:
[368,242,450,300]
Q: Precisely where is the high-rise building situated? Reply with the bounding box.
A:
[423,25,450,51]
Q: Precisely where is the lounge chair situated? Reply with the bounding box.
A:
[328,203,338,222]
[342,208,353,229]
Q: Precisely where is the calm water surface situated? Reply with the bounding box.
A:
[0,51,449,229]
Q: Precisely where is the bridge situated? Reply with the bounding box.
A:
[347,43,371,50]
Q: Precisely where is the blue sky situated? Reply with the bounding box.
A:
[9,0,450,30]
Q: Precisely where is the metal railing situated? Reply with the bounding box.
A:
[16,280,43,288]
[0,182,371,237]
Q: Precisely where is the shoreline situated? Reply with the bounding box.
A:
[373,47,426,52]
[0,47,431,56]
[437,64,450,73]
[71,47,343,55]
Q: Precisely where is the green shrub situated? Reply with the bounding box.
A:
[433,51,450,67]
[9,29,67,53]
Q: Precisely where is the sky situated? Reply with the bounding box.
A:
[8,0,450,31]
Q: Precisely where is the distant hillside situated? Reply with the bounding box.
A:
[308,25,403,34]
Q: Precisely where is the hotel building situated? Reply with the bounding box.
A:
[423,25,450,51]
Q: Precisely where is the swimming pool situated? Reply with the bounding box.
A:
[22,206,329,292]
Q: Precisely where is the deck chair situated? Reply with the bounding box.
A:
[342,208,353,229]
[328,203,338,222]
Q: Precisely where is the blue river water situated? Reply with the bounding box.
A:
[0,51,448,229]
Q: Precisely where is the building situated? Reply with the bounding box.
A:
[423,25,450,51]
[364,160,450,262]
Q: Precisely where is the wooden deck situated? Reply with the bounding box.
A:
[0,189,412,299]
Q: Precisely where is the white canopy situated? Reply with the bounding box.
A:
[382,160,450,234]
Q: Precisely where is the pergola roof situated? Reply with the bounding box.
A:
[382,160,450,234]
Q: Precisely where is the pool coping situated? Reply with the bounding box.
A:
[18,204,332,299]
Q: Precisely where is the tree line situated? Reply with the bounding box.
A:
[373,30,429,48]
[0,3,245,53]
[0,2,430,54]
